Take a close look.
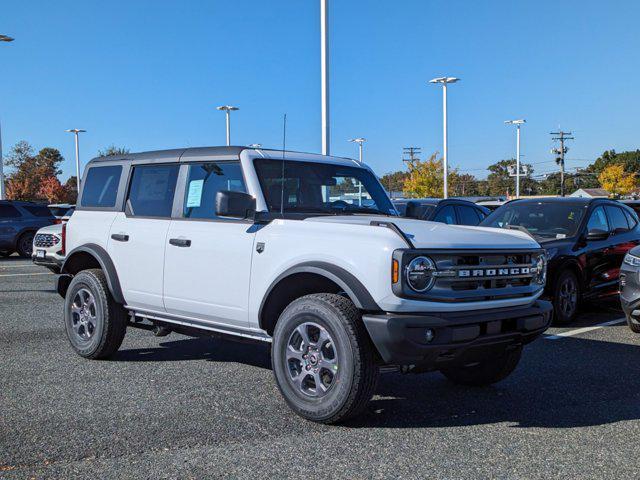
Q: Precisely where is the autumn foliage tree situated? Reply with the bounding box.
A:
[402,152,463,198]
[5,141,66,202]
[38,177,69,203]
[598,164,636,197]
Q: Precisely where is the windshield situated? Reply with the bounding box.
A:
[254,159,396,216]
[481,202,586,239]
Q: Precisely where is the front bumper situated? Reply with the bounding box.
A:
[362,300,552,367]
[620,264,640,322]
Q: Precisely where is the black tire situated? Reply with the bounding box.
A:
[553,269,580,325]
[626,314,640,334]
[0,250,12,258]
[441,346,522,386]
[271,293,378,424]
[16,231,35,258]
[64,269,127,359]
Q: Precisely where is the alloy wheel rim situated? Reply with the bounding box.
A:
[285,322,338,398]
[71,288,98,340]
[559,278,577,317]
[21,235,33,256]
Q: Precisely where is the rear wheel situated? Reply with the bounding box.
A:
[64,269,127,359]
[271,293,378,424]
[16,232,35,258]
[441,346,522,386]
[553,269,580,325]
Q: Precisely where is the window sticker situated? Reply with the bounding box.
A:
[186,179,204,208]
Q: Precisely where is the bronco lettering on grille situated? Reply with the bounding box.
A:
[458,267,530,278]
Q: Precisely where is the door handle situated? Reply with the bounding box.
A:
[169,238,191,247]
[111,233,129,242]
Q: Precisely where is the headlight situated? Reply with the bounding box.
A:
[533,253,547,285]
[406,256,437,292]
[624,253,640,267]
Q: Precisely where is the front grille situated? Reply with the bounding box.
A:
[395,249,544,303]
[34,233,60,248]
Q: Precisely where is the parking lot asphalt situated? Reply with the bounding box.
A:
[2,257,640,479]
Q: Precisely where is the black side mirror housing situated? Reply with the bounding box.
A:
[215,191,256,219]
[585,228,609,241]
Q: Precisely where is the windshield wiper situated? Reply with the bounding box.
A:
[339,207,393,216]
[504,224,536,239]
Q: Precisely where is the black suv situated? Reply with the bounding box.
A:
[0,201,56,258]
[481,197,640,324]
[393,198,490,226]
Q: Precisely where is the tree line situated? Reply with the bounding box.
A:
[380,149,640,198]
[2,142,129,204]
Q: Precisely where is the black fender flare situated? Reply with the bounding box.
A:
[258,261,381,322]
[59,244,125,304]
[547,258,585,294]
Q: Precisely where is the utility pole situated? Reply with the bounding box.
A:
[402,147,421,198]
[320,0,330,155]
[550,130,574,196]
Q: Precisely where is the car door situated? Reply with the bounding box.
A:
[582,205,615,295]
[604,204,640,288]
[162,161,256,328]
[0,204,23,251]
[108,163,180,312]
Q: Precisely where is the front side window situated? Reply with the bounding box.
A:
[127,164,179,217]
[183,162,246,220]
[482,202,586,239]
[587,206,609,233]
[433,205,456,224]
[456,205,481,225]
[253,159,395,216]
[81,165,122,208]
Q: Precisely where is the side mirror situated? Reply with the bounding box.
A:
[585,228,609,241]
[215,191,256,219]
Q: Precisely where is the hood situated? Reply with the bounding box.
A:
[305,215,541,250]
[36,223,62,235]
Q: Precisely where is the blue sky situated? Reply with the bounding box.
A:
[1,0,639,181]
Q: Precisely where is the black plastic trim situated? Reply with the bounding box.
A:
[60,244,124,304]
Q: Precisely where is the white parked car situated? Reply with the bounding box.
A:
[56,146,552,423]
[32,223,65,272]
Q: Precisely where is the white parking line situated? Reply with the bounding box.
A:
[545,317,627,340]
[0,272,53,278]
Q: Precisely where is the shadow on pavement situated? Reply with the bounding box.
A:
[113,336,272,370]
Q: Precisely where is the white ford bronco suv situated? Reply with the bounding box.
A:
[57,146,551,423]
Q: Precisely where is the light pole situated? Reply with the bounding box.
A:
[429,76,459,199]
[349,137,366,162]
[349,138,366,205]
[505,119,526,198]
[0,34,15,200]
[65,129,86,194]
[320,0,330,155]
[216,105,239,146]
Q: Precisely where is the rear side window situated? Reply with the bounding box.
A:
[183,162,246,220]
[81,165,123,208]
[433,205,456,224]
[127,164,179,218]
[623,208,638,229]
[456,205,481,225]
[0,204,22,218]
[606,205,630,233]
[23,205,54,218]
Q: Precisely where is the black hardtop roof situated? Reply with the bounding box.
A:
[508,196,608,205]
[88,146,357,165]
[392,198,476,206]
[0,200,48,206]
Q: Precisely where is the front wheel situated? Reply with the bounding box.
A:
[64,269,127,359]
[440,346,522,386]
[271,293,378,424]
[626,314,640,334]
[553,269,580,325]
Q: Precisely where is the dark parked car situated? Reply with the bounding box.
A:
[481,197,640,324]
[393,198,490,226]
[620,245,640,333]
[0,201,56,258]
